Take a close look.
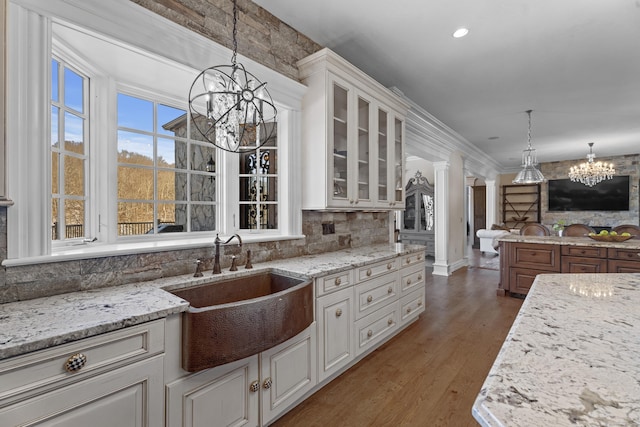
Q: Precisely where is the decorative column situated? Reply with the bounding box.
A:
[485,179,498,228]
[432,161,450,276]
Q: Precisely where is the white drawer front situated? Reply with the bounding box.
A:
[316,269,353,297]
[400,263,425,295]
[356,258,397,282]
[400,252,425,268]
[0,319,165,406]
[354,302,398,356]
[400,288,425,325]
[354,272,398,320]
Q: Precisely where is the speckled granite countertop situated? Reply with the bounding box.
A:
[497,234,640,249]
[473,273,640,426]
[0,244,424,360]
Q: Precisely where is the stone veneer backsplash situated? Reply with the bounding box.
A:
[540,154,640,228]
[0,210,390,303]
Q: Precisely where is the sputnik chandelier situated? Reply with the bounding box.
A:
[512,110,545,184]
[188,0,277,153]
[568,142,615,187]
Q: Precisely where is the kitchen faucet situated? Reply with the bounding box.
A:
[212,233,242,274]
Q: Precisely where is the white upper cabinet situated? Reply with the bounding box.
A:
[298,48,408,210]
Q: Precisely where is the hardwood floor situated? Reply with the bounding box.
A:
[272,251,523,427]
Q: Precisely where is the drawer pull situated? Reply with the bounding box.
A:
[387,286,393,294]
[406,258,411,264]
[367,295,373,303]
[418,274,422,280]
[388,318,393,325]
[407,307,412,314]
[263,377,273,390]
[418,301,423,306]
[366,269,372,277]
[64,353,87,373]
[335,308,343,317]
[335,277,341,286]
[417,255,422,261]
[407,278,412,285]
[249,380,260,393]
[367,330,373,338]
[387,263,393,270]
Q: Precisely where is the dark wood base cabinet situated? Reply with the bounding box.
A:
[499,240,640,296]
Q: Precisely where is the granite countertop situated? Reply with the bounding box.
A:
[0,243,424,360]
[473,273,640,426]
[497,234,640,249]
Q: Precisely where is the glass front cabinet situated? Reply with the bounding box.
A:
[399,171,435,257]
[298,48,408,210]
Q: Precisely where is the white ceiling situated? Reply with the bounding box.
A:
[254,0,640,171]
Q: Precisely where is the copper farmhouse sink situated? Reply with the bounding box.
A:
[170,272,313,372]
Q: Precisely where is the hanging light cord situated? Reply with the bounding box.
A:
[231,0,238,66]
[526,109,533,149]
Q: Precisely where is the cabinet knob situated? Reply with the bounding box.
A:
[418,301,423,306]
[367,295,373,303]
[418,274,422,280]
[406,258,411,264]
[335,308,343,317]
[349,199,354,204]
[366,268,372,276]
[64,353,87,372]
[367,330,373,338]
[249,380,260,393]
[387,263,393,270]
[355,199,359,204]
[406,307,412,314]
[387,286,393,294]
[407,278,412,285]
[263,377,273,390]
[335,277,341,286]
[387,318,393,325]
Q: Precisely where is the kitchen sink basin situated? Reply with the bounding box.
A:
[169,272,313,372]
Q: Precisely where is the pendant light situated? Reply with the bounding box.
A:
[512,110,545,184]
[188,0,277,153]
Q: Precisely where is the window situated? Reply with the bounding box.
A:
[116,93,217,236]
[7,1,303,261]
[51,58,89,241]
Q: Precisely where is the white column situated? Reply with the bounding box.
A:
[432,161,450,276]
[485,179,498,228]
[464,176,476,262]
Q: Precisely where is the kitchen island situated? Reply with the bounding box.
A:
[473,273,640,426]
[497,234,640,296]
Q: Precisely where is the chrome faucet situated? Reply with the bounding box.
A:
[213,233,242,274]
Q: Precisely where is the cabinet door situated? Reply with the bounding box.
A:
[376,107,389,205]
[392,116,405,207]
[353,92,373,208]
[608,259,640,273]
[317,287,354,382]
[328,75,352,208]
[261,324,317,425]
[0,355,164,427]
[508,267,541,295]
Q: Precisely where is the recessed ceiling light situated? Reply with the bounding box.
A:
[453,28,469,38]
[488,136,499,140]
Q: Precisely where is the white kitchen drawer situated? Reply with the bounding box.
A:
[354,301,399,356]
[400,251,425,268]
[0,319,165,406]
[316,269,354,297]
[354,271,398,320]
[356,258,397,282]
[400,263,425,295]
[400,288,425,325]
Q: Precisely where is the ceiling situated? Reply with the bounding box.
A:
[253,0,640,171]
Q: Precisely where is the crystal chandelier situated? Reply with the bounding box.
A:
[188,0,277,153]
[512,110,545,184]
[568,142,615,187]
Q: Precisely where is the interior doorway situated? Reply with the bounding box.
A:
[472,185,486,249]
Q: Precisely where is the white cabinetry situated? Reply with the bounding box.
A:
[298,48,408,210]
[0,320,165,427]
[317,286,354,382]
[166,324,316,427]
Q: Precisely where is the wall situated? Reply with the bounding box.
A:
[497,154,640,229]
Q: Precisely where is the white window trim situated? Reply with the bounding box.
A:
[5,0,305,265]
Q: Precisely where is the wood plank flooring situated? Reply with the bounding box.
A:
[271,251,523,427]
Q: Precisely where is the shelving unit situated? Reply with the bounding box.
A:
[502,184,541,229]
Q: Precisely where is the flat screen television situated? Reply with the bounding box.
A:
[548,176,630,211]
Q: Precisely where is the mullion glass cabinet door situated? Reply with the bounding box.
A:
[332,82,349,200]
[357,95,370,202]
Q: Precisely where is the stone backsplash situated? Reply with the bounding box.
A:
[540,154,640,228]
[0,210,390,303]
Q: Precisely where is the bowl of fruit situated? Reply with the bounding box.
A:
[587,230,634,242]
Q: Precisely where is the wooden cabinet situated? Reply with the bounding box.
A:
[501,184,540,230]
[0,320,165,427]
[561,246,608,273]
[607,247,640,273]
[399,171,435,256]
[298,48,408,210]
